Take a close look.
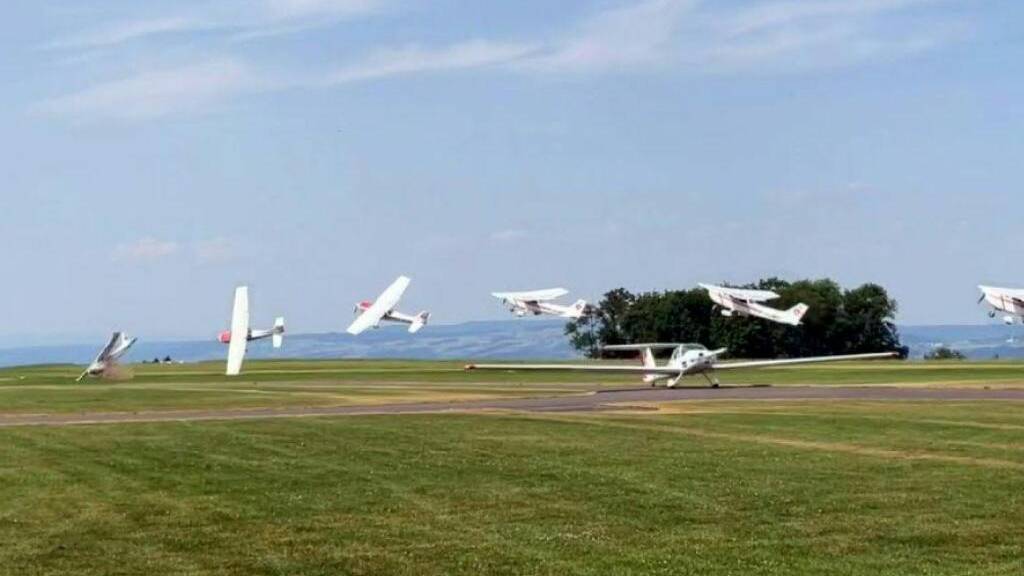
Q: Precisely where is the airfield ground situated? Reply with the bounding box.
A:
[2,359,1024,574]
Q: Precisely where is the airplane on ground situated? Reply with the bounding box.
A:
[220,286,285,376]
[77,332,137,381]
[699,283,809,326]
[978,285,1024,325]
[466,343,897,388]
[492,288,587,319]
[348,276,430,335]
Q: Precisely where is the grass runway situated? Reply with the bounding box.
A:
[2,359,1024,574]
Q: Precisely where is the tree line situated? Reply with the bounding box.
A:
[565,278,906,359]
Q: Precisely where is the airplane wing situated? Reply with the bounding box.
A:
[979,285,1024,303]
[603,343,694,352]
[347,276,411,336]
[712,352,898,370]
[700,283,779,302]
[108,333,137,361]
[226,286,250,376]
[492,288,569,303]
[94,332,122,363]
[465,363,684,376]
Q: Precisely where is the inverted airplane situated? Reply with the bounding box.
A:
[348,276,430,335]
[221,286,285,376]
[700,283,809,326]
[77,332,137,381]
[466,343,897,388]
[492,288,587,319]
[978,285,1024,325]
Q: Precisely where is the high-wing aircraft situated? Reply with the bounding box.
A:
[492,288,587,319]
[700,283,809,326]
[466,343,896,388]
[219,286,285,376]
[978,285,1024,325]
[348,276,430,335]
[77,332,137,381]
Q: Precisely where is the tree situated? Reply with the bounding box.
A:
[566,278,904,359]
[924,346,965,360]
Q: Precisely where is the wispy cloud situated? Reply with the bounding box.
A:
[37,58,255,121]
[37,0,967,121]
[490,229,530,243]
[193,238,237,264]
[45,0,387,50]
[112,238,180,262]
[524,0,959,74]
[522,0,698,73]
[320,40,538,85]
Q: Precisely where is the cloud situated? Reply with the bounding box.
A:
[37,58,256,121]
[490,229,530,243]
[522,0,698,73]
[37,0,966,121]
[45,0,387,50]
[321,40,538,85]
[112,238,180,262]
[524,0,961,74]
[193,238,237,264]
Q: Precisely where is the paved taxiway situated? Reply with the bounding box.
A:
[3,386,1024,427]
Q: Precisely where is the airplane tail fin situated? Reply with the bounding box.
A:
[409,311,430,334]
[640,346,660,384]
[565,300,588,319]
[272,317,285,348]
[785,304,809,325]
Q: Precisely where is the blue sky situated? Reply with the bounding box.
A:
[1,0,1022,343]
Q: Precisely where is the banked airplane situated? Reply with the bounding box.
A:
[348,276,430,335]
[700,283,809,326]
[77,332,137,381]
[493,288,587,319]
[978,285,1024,325]
[467,343,897,388]
[221,286,285,376]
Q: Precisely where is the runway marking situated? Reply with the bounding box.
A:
[527,415,1024,471]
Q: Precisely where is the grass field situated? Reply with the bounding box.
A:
[2,359,1024,415]
[2,360,1024,574]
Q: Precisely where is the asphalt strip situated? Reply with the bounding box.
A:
[3,386,1024,427]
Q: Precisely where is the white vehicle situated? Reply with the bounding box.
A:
[492,288,587,319]
[978,285,1024,325]
[466,343,896,388]
[77,332,137,381]
[700,283,809,326]
[220,286,285,376]
[348,276,430,335]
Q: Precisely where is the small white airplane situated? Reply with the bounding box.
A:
[220,286,285,376]
[978,285,1024,325]
[492,288,587,319]
[700,283,809,326]
[466,343,896,388]
[77,332,137,381]
[348,276,430,335]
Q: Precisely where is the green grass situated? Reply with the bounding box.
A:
[3,402,1024,574]
[2,359,1024,416]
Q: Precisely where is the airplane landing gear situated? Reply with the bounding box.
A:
[702,372,720,388]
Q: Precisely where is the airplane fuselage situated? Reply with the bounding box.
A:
[218,326,283,344]
[354,301,429,333]
[981,290,1024,321]
[504,299,585,319]
[708,292,800,326]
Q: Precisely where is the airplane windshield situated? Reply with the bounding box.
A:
[670,344,707,361]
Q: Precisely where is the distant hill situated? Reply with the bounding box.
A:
[0,320,579,368]
[1,321,1021,368]
[900,325,1024,360]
